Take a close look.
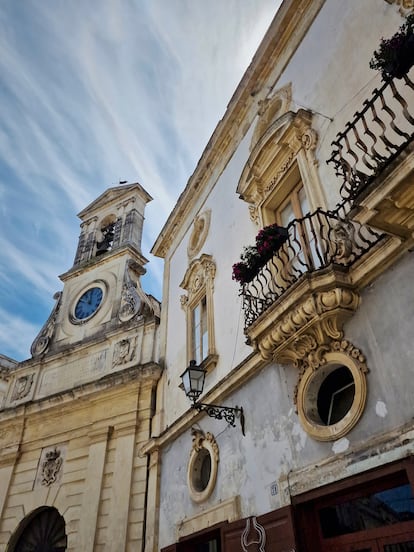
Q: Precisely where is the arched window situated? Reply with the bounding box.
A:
[7,506,67,552]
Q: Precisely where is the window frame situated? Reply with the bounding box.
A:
[180,254,217,371]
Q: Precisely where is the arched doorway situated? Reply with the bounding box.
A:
[7,506,67,552]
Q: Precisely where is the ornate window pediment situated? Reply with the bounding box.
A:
[238,86,326,227]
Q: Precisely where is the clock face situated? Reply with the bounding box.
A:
[74,287,104,320]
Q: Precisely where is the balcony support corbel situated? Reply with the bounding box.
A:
[252,285,360,365]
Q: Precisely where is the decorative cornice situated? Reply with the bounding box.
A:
[151,0,326,259]
[237,109,315,205]
[0,363,162,417]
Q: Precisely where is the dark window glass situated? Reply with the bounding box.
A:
[317,366,355,425]
[192,449,212,492]
[195,539,219,552]
[319,483,414,538]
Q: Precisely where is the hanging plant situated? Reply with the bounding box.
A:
[369,14,414,79]
[232,224,288,284]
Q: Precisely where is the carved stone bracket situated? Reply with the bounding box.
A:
[119,260,160,322]
[30,292,62,358]
[256,288,360,364]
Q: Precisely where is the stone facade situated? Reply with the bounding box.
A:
[0,183,161,552]
[145,1,414,550]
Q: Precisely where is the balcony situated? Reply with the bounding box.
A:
[241,207,383,363]
[327,71,414,240]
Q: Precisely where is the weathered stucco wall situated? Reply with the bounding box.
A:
[158,248,414,547]
[156,0,414,547]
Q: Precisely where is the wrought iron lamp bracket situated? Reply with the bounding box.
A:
[192,402,245,435]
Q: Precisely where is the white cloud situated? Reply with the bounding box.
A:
[0,0,278,359]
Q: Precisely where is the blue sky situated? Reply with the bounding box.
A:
[0,0,278,361]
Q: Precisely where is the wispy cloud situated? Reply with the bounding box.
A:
[0,0,277,360]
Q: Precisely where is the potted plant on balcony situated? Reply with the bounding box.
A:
[232,245,263,284]
[369,14,414,79]
[255,223,289,263]
[232,224,288,284]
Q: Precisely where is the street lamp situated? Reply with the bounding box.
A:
[180,360,245,435]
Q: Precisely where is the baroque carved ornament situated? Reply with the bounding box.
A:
[31,292,62,358]
[119,260,160,322]
[180,254,216,301]
[187,210,211,259]
[41,448,63,486]
[295,339,369,441]
[255,287,360,364]
[11,373,34,402]
[112,337,137,366]
[191,428,219,462]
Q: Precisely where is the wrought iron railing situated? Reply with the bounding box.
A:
[242,208,382,327]
[327,72,414,200]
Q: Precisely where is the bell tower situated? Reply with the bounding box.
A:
[73,182,149,265]
[2,182,161,552]
[30,181,159,357]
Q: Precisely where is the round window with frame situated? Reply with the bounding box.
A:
[296,342,368,441]
[187,430,219,503]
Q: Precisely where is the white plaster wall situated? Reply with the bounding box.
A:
[273,0,404,209]
[158,1,414,545]
[159,250,414,548]
[161,128,257,428]
[160,0,408,428]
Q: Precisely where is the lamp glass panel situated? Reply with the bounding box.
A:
[189,366,205,394]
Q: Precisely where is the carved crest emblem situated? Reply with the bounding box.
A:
[41,448,63,486]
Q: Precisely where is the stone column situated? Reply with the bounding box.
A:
[77,425,113,551]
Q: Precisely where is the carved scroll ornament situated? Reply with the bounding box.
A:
[119,260,160,322]
[191,428,219,462]
[31,292,62,358]
[256,288,360,365]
